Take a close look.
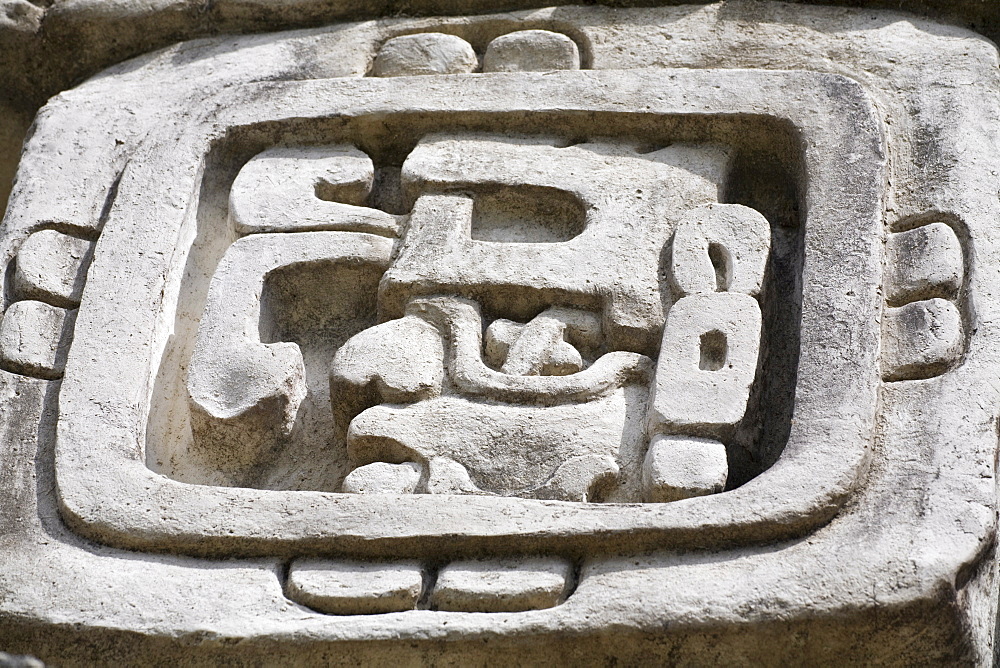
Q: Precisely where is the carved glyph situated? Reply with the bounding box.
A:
[1,7,996,661]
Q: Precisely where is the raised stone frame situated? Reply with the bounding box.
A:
[52,68,883,558]
[1,6,998,663]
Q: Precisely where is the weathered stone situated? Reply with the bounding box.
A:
[648,293,763,439]
[13,229,93,307]
[882,298,964,381]
[0,3,998,665]
[483,30,581,72]
[286,559,424,614]
[885,222,963,304]
[432,558,573,612]
[670,204,771,297]
[642,434,728,503]
[372,33,477,77]
[341,461,423,494]
[0,300,75,379]
[230,146,402,237]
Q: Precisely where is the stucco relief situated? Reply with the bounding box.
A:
[0,4,996,663]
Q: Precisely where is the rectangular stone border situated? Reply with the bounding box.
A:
[54,68,886,558]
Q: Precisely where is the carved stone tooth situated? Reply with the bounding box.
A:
[372,33,478,77]
[424,456,484,495]
[431,558,573,612]
[482,30,581,73]
[13,229,93,308]
[285,559,424,615]
[881,298,963,381]
[0,300,75,379]
[642,434,728,503]
[885,222,962,305]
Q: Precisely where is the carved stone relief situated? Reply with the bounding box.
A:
[0,3,997,664]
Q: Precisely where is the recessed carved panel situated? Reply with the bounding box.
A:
[1,5,996,660]
[47,68,884,560]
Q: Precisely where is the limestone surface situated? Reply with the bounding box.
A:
[0,3,997,665]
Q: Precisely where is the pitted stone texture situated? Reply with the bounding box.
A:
[670,204,771,297]
[392,297,651,405]
[386,135,733,354]
[187,231,393,485]
[432,558,573,612]
[648,293,762,439]
[341,461,422,494]
[483,30,580,72]
[484,307,600,376]
[347,385,644,501]
[13,229,92,307]
[372,33,477,77]
[5,8,996,664]
[51,68,886,561]
[286,559,424,615]
[330,313,445,437]
[0,652,44,668]
[0,0,43,33]
[882,298,964,381]
[642,434,728,503]
[0,300,74,379]
[230,146,401,237]
[885,222,963,305]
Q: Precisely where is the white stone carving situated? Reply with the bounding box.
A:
[0,299,74,378]
[643,434,728,503]
[229,146,401,237]
[286,559,425,614]
[432,558,573,612]
[187,231,393,484]
[885,222,962,304]
[882,298,964,381]
[13,229,92,307]
[483,30,581,72]
[373,33,477,77]
[1,7,995,662]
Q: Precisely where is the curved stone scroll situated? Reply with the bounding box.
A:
[187,231,393,483]
[229,146,403,237]
[408,296,652,405]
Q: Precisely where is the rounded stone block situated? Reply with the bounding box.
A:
[885,222,962,305]
[642,434,728,503]
[431,557,572,612]
[341,461,422,494]
[671,203,771,297]
[483,30,580,72]
[0,300,75,379]
[286,559,424,615]
[372,33,477,77]
[882,298,963,381]
[648,293,762,438]
[14,229,93,307]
